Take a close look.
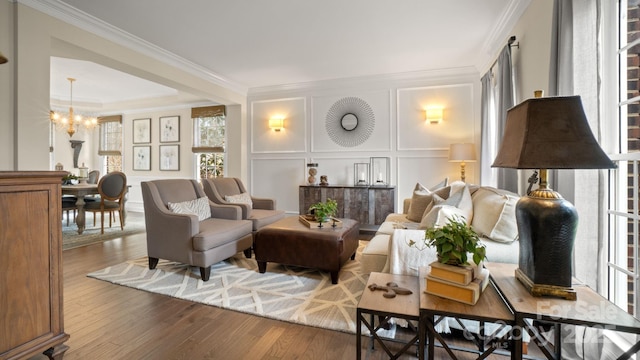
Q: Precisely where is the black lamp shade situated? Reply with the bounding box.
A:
[492,96,615,170]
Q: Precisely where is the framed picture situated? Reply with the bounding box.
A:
[160,144,180,171]
[133,146,151,171]
[160,116,180,142]
[133,118,151,144]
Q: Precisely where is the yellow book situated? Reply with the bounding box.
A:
[428,261,475,286]
[425,267,490,305]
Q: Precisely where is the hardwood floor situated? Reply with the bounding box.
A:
[29,230,513,360]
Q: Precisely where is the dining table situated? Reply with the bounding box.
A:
[61,183,130,234]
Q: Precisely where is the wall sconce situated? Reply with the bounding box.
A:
[269,116,285,132]
[425,107,443,124]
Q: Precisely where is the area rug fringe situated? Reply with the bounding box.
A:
[88,241,378,335]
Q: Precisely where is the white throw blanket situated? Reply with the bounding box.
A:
[383,229,452,332]
[383,229,438,276]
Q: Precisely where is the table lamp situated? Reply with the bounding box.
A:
[492,92,615,300]
[449,143,476,182]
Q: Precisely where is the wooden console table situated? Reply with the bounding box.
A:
[299,185,395,231]
[486,262,640,360]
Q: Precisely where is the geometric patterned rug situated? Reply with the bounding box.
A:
[87,241,372,334]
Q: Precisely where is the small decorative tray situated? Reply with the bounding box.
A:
[298,215,343,228]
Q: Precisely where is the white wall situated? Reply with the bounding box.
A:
[0,1,14,170]
[248,70,482,214]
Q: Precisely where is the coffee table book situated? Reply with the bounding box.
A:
[425,267,490,305]
[428,261,475,285]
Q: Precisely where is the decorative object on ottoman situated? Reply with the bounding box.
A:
[410,215,486,266]
[307,162,318,185]
[308,198,338,228]
[492,92,616,300]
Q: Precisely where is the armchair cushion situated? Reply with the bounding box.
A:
[168,197,211,221]
[193,218,253,251]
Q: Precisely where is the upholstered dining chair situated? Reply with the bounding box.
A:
[87,170,100,184]
[201,177,285,233]
[85,171,127,234]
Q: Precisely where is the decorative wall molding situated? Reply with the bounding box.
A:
[20,0,247,95]
[250,97,307,154]
[396,83,476,151]
[311,90,391,152]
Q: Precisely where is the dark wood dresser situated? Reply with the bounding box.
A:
[0,171,69,360]
[299,185,395,232]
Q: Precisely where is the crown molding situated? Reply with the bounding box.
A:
[19,0,248,95]
[478,0,532,73]
[248,66,480,96]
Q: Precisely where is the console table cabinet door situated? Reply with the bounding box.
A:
[0,171,69,360]
[299,186,395,227]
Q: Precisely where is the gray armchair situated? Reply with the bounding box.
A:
[202,177,285,232]
[141,179,253,281]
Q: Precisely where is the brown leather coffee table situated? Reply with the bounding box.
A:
[253,216,359,284]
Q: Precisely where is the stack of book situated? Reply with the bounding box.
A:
[424,261,490,305]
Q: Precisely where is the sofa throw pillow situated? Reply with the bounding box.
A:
[418,204,467,229]
[167,197,211,221]
[225,192,253,207]
[406,184,450,222]
[470,187,519,243]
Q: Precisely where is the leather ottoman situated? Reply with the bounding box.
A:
[253,216,359,284]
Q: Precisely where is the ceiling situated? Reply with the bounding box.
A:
[49,0,525,110]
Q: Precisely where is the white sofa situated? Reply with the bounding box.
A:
[361,181,521,275]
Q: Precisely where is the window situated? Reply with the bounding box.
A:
[98,115,122,173]
[192,105,225,179]
[606,0,640,318]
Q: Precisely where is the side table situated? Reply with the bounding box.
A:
[418,266,516,360]
[357,272,421,359]
[486,262,640,360]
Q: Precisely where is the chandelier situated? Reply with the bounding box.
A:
[50,77,98,137]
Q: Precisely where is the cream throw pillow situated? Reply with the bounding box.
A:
[168,197,211,221]
[406,183,450,222]
[419,204,467,229]
[225,192,253,207]
[470,187,519,243]
[418,184,473,229]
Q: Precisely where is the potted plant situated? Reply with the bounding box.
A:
[308,198,338,227]
[410,215,486,266]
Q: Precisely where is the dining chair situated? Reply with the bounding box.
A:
[85,171,127,234]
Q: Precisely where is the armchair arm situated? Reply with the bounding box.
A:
[252,197,275,210]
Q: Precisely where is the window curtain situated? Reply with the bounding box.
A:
[479,44,516,190]
[549,1,605,357]
[494,45,517,193]
[479,72,495,186]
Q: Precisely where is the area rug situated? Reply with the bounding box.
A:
[88,241,373,334]
[63,212,146,250]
